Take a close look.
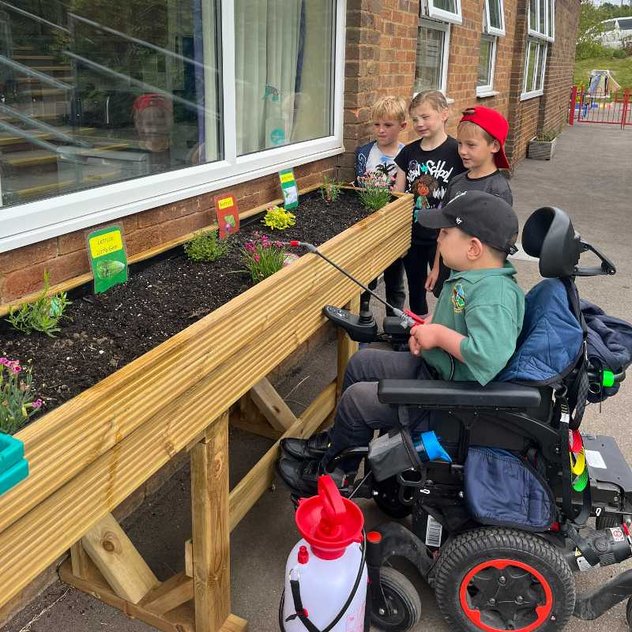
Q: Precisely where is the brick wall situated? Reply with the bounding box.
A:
[0,158,334,304]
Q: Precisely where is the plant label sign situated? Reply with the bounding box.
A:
[214,194,240,239]
[279,168,299,211]
[87,226,128,294]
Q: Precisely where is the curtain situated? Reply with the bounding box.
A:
[235,0,303,155]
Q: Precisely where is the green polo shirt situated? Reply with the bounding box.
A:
[423,263,525,385]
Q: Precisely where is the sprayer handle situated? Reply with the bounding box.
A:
[318,475,346,522]
[404,309,425,326]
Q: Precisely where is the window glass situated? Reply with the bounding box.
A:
[433,0,457,12]
[415,22,446,93]
[477,37,494,88]
[529,0,537,32]
[0,0,220,208]
[234,0,334,156]
[547,0,554,38]
[535,42,546,90]
[524,41,537,93]
[488,0,502,31]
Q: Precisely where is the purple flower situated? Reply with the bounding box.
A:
[32,399,43,409]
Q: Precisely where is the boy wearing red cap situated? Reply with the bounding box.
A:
[426,106,513,296]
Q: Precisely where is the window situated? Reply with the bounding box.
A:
[422,0,462,25]
[477,36,496,95]
[0,1,345,252]
[414,20,450,94]
[523,0,554,99]
[477,0,504,96]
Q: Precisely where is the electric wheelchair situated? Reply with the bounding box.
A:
[311,206,632,631]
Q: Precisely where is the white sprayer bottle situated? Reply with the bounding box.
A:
[280,475,367,632]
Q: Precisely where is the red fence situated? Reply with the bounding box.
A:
[569,85,631,128]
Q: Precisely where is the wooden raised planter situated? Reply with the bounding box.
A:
[0,190,413,632]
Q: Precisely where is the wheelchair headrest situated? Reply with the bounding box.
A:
[522,207,581,278]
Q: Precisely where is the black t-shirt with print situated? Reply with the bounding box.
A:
[395,136,465,245]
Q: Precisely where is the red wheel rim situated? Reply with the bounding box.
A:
[458,558,554,632]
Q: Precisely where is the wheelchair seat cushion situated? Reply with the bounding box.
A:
[498,278,583,385]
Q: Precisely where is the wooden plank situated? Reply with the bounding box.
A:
[80,513,159,604]
[222,615,248,631]
[139,571,193,616]
[191,412,231,632]
[229,381,336,531]
[2,195,410,535]
[249,378,298,432]
[229,396,282,440]
[337,295,360,400]
[69,541,91,579]
[60,558,195,632]
[0,197,412,607]
[184,539,193,578]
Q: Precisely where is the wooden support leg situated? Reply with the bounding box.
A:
[337,295,360,400]
[191,412,231,632]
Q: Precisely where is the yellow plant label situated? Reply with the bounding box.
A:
[280,172,294,184]
[217,196,234,210]
[89,231,123,258]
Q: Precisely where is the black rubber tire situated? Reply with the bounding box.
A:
[372,476,412,519]
[371,566,422,631]
[626,595,632,629]
[433,527,576,632]
[596,514,621,530]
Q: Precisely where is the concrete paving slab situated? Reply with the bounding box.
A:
[2,122,632,632]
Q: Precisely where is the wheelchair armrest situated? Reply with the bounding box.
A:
[377,379,542,410]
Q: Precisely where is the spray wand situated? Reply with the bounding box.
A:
[284,241,425,329]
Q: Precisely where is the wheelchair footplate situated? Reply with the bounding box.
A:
[583,434,632,514]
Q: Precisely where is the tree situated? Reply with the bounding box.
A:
[576,0,609,60]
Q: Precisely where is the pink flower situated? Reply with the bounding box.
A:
[11,365,21,374]
[32,399,43,409]
[254,254,261,262]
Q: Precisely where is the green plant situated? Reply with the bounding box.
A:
[320,176,343,203]
[6,272,71,337]
[0,358,43,434]
[356,171,393,211]
[184,229,230,262]
[242,234,287,284]
[534,129,559,142]
[262,205,296,230]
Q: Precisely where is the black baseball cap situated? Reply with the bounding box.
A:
[418,190,519,255]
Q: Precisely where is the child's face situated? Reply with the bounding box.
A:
[457,125,500,171]
[372,117,406,148]
[437,227,473,271]
[410,102,448,140]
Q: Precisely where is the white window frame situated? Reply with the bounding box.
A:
[528,0,555,42]
[421,0,462,26]
[0,0,347,253]
[521,38,548,100]
[484,0,505,37]
[476,35,497,97]
[414,19,451,95]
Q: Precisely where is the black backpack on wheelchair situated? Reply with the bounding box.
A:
[323,206,632,632]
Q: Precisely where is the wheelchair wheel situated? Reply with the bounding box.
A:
[371,567,421,631]
[433,527,575,631]
[372,475,412,519]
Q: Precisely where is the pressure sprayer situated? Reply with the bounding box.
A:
[280,476,368,632]
[284,241,425,330]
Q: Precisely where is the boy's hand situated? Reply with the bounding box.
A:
[425,265,439,291]
[409,323,465,362]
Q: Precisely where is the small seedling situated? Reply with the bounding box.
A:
[262,205,296,230]
[6,272,71,337]
[320,176,343,204]
[242,234,286,283]
[356,170,393,211]
[184,229,230,262]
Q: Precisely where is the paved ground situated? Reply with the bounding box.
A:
[2,123,632,632]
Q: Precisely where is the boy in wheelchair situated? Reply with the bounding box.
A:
[278,191,632,631]
[278,190,524,496]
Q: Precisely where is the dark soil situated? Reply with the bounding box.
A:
[0,190,378,423]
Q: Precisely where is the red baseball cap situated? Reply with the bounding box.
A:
[460,106,510,169]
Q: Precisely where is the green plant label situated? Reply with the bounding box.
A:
[279,168,299,211]
[214,194,240,239]
[87,226,128,294]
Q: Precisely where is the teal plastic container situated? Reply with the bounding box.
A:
[0,458,29,495]
[0,434,29,495]
[0,433,25,471]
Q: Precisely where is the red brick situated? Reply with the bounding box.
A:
[0,240,57,273]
